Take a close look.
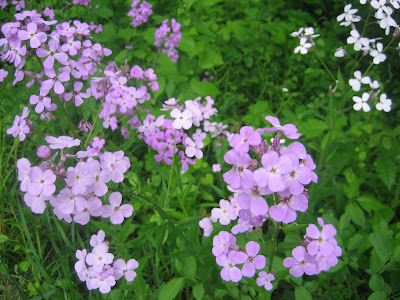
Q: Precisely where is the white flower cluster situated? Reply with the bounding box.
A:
[349,71,392,112]
[290,27,319,55]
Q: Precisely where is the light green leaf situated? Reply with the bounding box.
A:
[159,278,184,300]
[295,286,312,300]
[298,119,329,139]
[346,202,365,227]
[370,233,390,264]
[193,284,204,300]
[368,291,386,300]
[374,157,396,190]
[0,234,8,243]
[369,274,385,291]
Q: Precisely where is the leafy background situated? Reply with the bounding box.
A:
[0,0,399,299]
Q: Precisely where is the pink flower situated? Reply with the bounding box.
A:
[171,108,193,130]
[212,164,221,172]
[240,241,266,277]
[36,39,68,69]
[199,217,213,237]
[256,272,275,291]
[264,116,301,139]
[28,166,56,196]
[113,258,139,281]
[283,246,318,277]
[216,251,243,282]
[185,137,203,159]
[45,135,80,149]
[102,192,133,224]
[18,22,47,48]
[229,126,261,153]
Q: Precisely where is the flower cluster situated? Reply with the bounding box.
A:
[199,116,325,291]
[16,136,133,225]
[72,0,91,6]
[136,96,229,170]
[283,218,342,277]
[290,27,319,55]
[128,0,152,27]
[209,232,276,290]
[154,18,182,62]
[6,106,31,141]
[0,10,112,121]
[75,230,139,294]
[202,71,214,82]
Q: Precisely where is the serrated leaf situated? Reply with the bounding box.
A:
[370,233,390,264]
[345,202,365,227]
[159,278,184,300]
[374,157,396,190]
[298,119,329,139]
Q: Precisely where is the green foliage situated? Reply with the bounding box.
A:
[1,0,399,299]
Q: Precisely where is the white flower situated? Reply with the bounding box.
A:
[376,94,392,112]
[371,0,391,19]
[353,93,371,112]
[347,30,370,51]
[334,47,346,57]
[185,137,203,159]
[370,80,380,89]
[390,0,400,9]
[294,37,312,54]
[290,27,304,37]
[337,4,361,26]
[370,42,387,64]
[170,108,193,130]
[304,27,319,37]
[349,71,371,91]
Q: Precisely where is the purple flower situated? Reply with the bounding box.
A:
[100,151,130,183]
[28,166,56,196]
[237,185,271,217]
[24,193,52,214]
[199,217,213,237]
[212,231,237,257]
[85,243,114,273]
[75,249,87,273]
[216,251,244,282]
[269,193,308,224]
[66,162,94,195]
[229,126,262,153]
[283,246,318,277]
[253,151,293,192]
[264,116,301,139]
[17,158,31,192]
[256,272,275,291]
[113,258,139,281]
[89,274,116,294]
[212,164,221,172]
[45,135,80,149]
[36,39,68,69]
[240,241,266,277]
[73,196,103,225]
[18,22,47,48]
[305,221,337,257]
[102,192,133,224]
[211,199,237,225]
[222,149,255,189]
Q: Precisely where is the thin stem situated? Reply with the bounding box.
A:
[163,133,177,209]
[313,48,336,83]
[268,220,280,272]
[84,98,104,147]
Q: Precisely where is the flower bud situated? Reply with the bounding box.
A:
[37,145,51,158]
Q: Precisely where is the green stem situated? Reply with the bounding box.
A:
[313,48,336,83]
[84,98,104,148]
[268,221,280,272]
[163,133,177,209]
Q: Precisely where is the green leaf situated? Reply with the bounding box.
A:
[159,278,184,300]
[374,157,396,190]
[369,274,385,291]
[0,234,8,243]
[190,79,221,97]
[369,233,390,264]
[345,202,365,227]
[298,118,329,139]
[182,256,197,278]
[368,291,386,300]
[198,48,223,69]
[295,286,312,300]
[193,284,204,300]
[19,261,30,272]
